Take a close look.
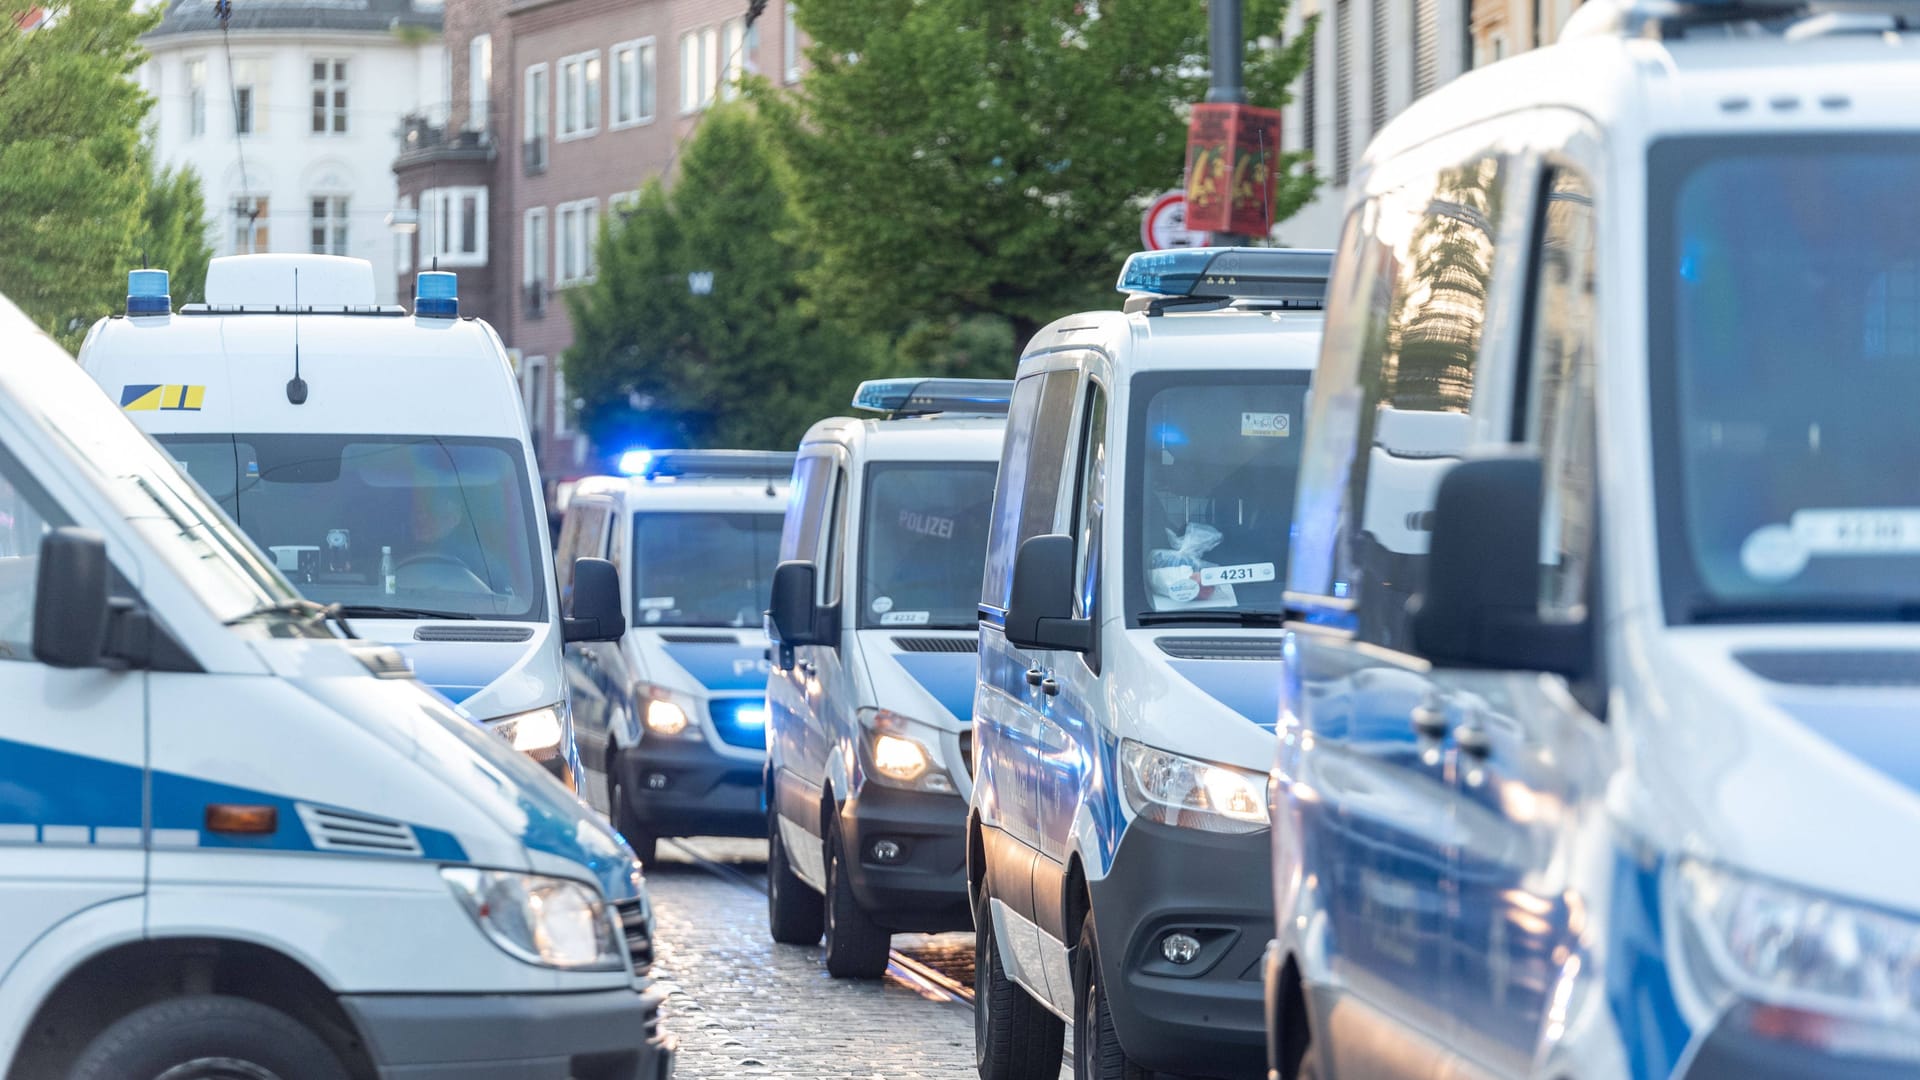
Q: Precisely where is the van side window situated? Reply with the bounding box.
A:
[1526,168,1599,622]
[1071,382,1108,621]
[557,503,608,605]
[780,455,831,563]
[821,467,849,603]
[0,449,68,661]
[982,369,1079,610]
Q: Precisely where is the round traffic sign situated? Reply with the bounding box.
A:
[1141,189,1204,251]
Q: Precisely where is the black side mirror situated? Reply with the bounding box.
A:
[768,560,838,649]
[563,557,626,643]
[1410,455,1589,677]
[1006,534,1093,653]
[34,527,112,669]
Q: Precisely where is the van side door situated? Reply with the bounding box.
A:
[561,499,617,799]
[769,452,837,846]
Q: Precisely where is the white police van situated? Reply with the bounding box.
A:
[561,450,792,865]
[765,379,1011,978]
[0,290,671,1079]
[1268,3,1920,1077]
[969,250,1328,1079]
[79,256,609,786]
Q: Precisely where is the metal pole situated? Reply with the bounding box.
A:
[1206,0,1251,244]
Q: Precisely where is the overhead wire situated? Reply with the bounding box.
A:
[215,0,261,248]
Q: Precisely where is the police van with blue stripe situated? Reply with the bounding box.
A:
[0,289,671,1079]
[969,249,1328,1080]
[79,256,616,785]
[765,379,1012,977]
[560,450,792,865]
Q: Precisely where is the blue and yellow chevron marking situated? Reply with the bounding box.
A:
[120,384,205,412]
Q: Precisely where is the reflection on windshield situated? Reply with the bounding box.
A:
[860,462,997,630]
[161,434,544,621]
[1130,375,1308,622]
[632,513,782,628]
[1654,139,1920,617]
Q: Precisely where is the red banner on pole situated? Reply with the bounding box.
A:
[1183,103,1282,237]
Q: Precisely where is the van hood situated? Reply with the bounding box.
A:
[352,619,561,721]
[1631,627,1920,913]
[254,639,641,901]
[856,628,977,729]
[1108,628,1284,772]
[632,628,772,700]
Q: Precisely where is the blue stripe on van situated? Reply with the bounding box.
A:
[893,651,977,723]
[664,643,773,692]
[1166,660,1283,730]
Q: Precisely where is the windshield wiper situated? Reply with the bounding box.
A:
[224,598,358,638]
[1134,610,1286,628]
[333,604,483,621]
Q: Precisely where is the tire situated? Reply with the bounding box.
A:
[767,801,824,945]
[607,755,658,867]
[974,883,1065,1080]
[822,818,891,979]
[70,995,349,1080]
[1074,912,1147,1080]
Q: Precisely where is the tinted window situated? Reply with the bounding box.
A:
[1071,383,1108,620]
[982,369,1078,609]
[779,454,832,563]
[860,462,998,630]
[1528,169,1598,622]
[632,513,783,627]
[0,448,67,660]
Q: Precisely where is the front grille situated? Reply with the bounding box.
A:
[893,635,979,653]
[414,625,534,643]
[295,804,422,856]
[1155,636,1285,661]
[615,896,654,977]
[958,729,974,778]
[661,631,740,645]
[708,698,769,750]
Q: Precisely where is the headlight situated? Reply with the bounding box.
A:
[638,684,701,739]
[489,704,565,757]
[1119,739,1269,833]
[859,708,957,794]
[1676,859,1920,1027]
[441,868,624,970]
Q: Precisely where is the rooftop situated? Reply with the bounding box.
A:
[146,0,441,39]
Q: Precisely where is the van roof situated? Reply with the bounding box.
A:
[798,413,1007,463]
[80,310,524,439]
[568,472,792,514]
[1021,307,1326,375]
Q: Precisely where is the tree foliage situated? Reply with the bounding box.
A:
[565,104,885,454]
[137,140,214,305]
[757,0,1317,348]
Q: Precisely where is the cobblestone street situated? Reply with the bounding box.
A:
[650,839,1000,1080]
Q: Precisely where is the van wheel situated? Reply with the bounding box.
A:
[975,883,1065,1080]
[823,820,891,978]
[767,803,824,945]
[607,761,658,867]
[70,996,349,1080]
[1074,912,1147,1080]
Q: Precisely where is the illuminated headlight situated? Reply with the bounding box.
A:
[1676,859,1920,1029]
[1119,739,1269,833]
[490,704,565,756]
[638,685,701,739]
[441,868,623,970]
[859,708,957,794]
[645,698,689,736]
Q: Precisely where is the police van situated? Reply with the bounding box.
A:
[1268,2,1920,1077]
[0,291,672,1079]
[80,256,608,785]
[969,250,1328,1080]
[765,379,1011,978]
[560,450,792,865]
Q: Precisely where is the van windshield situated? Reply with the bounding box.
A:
[631,513,783,628]
[159,434,545,621]
[1651,137,1920,622]
[859,461,998,630]
[1126,372,1310,626]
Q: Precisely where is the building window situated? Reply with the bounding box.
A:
[556,199,598,286]
[680,27,720,113]
[310,196,349,255]
[188,57,207,137]
[559,51,601,139]
[784,3,801,83]
[468,34,492,131]
[1412,0,1439,98]
[607,190,639,219]
[1333,0,1353,185]
[524,207,549,316]
[420,187,487,268]
[721,17,750,99]
[553,367,573,436]
[396,195,415,274]
[231,195,268,254]
[311,58,349,134]
[611,38,656,128]
[232,58,267,135]
[523,63,549,172]
[524,355,549,439]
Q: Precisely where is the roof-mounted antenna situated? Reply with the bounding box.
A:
[286,267,309,405]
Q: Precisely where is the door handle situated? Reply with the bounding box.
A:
[1454,722,1492,758]
[1040,677,1060,698]
[1026,668,1044,688]
[1410,703,1448,738]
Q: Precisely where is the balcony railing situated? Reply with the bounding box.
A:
[396,105,494,162]
[523,137,549,176]
[525,281,548,318]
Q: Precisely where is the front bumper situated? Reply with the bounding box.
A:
[342,985,675,1080]
[1678,1003,1920,1079]
[1086,819,1272,1079]
[840,781,971,933]
[615,738,765,839]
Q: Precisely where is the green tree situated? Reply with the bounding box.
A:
[758,0,1317,349]
[137,141,214,304]
[566,104,885,454]
[0,0,160,343]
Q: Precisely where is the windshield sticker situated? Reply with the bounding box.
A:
[880,610,930,626]
[1741,509,1920,582]
[644,609,663,625]
[871,595,895,615]
[1200,562,1276,586]
[639,596,676,610]
[898,509,956,539]
[1242,412,1291,437]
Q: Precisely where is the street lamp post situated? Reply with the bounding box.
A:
[1206,0,1253,246]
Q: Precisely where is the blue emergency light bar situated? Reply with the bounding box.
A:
[851,378,1015,418]
[622,449,797,481]
[127,269,171,316]
[415,271,458,318]
[1116,247,1334,307]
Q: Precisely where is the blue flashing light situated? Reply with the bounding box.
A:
[851,378,1015,417]
[415,271,459,317]
[1117,250,1215,297]
[127,269,171,316]
[1116,247,1335,307]
[617,449,655,476]
[734,704,768,727]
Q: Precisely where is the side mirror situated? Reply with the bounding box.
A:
[768,560,838,649]
[1006,534,1093,653]
[1410,455,1589,677]
[563,557,626,643]
[34,527,112,669]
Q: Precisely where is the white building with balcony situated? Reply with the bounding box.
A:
[140,0,447,303]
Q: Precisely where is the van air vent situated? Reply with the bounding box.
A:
[296,804,423,857]
[893,636,979,654]
[1737,650,1920,687]
[1155,637,1285,662]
